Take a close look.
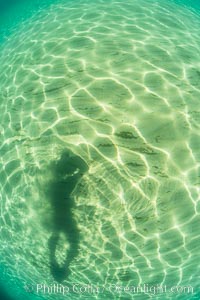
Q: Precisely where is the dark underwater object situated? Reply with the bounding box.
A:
[47,150,88,282]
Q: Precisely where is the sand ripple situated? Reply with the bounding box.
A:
[0,0,200,299]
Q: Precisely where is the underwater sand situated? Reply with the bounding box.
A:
[0,0,200,299]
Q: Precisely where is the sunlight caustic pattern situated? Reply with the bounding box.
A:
[0,0,200,299]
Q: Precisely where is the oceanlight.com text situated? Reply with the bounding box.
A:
[24,283,194,295]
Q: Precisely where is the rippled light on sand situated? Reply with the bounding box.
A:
[0,0,200,299]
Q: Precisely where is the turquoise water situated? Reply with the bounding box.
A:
[0,0,200,299]
[0,0,59,43]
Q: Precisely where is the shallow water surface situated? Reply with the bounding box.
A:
[0,0,200,299]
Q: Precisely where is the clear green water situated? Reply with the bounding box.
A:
[0,0,200,299]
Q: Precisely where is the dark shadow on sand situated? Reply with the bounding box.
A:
[47,150,88,282]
